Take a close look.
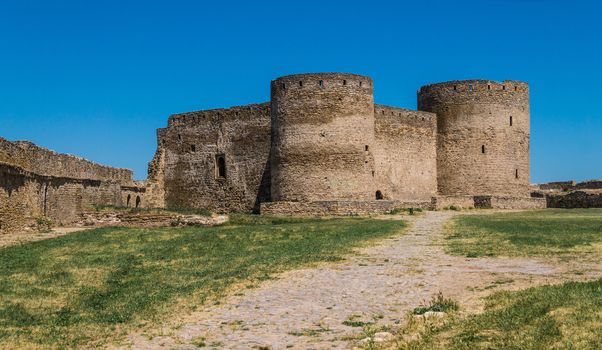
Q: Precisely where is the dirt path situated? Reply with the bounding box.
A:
[0,227,89,248]
[125,211,601,349]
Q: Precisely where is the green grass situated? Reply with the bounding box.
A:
[398,279,602,350]
[413,292,459,315]
[0,216,405,349]
[446,209,602,257]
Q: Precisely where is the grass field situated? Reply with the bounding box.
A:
[0,215,406,349]
[392,209,602,350]
[445,209,602,257]
[397,278,602,350]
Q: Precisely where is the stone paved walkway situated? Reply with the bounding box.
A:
[125,211,600,349]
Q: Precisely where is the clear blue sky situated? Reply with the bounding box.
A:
[1,0,600,182]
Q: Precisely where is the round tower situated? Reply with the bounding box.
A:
[417,80,530,196]
[270,73,375,202]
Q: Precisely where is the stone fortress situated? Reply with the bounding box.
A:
[149,73,543,215]
[4,71,599,234]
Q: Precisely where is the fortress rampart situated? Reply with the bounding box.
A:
[0,138,144,234]
[418,80,530,197]
[0,138,132,182]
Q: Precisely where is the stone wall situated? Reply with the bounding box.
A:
[0,137,132,182]
[545,191,602,208]
[538,181,576,191]
[260,199,432,216]
[486,196,546,209]
[536,180,602,191]
[374,105,437,200]
[161,103,271,213]
[270,73,375,202]
[434,195,545,210]
[0,139,143,234]
[418,80,530,197]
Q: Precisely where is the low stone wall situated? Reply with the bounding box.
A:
[435,195,545,210]
[545,191,602,208]
[536,179,602,191]
[538,181,576,191]
[260,200,432,216]
[489,196,546,209]
[575,180,602,190]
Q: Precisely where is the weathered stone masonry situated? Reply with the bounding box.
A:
[1,72,548,231]
[0,138,145,234]
[153,73,543,214]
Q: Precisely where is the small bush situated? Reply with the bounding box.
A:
[35,216,53,233]
[413,292,459,315]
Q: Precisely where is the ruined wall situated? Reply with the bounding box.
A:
[270,73,375,202]
[161,103,271,213]
[0,139,143,234]
[418,80,530,197]
[144,128,167,208]
[0,137,132,182]
[373,105,437,200]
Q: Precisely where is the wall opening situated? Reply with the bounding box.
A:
[515,86,518,91]
[453,85,457,90]
[502,85,506,90]
[375,190,383,200]
[510,116,513,126]
[319,80,324,88]
[281,83,285,89]
[299,81,303,87]
[191,144,196,152]
[515,169,519,179]
[216,154,226,178]
[127,194,131,207]
[469,84,473,91]
[178,134,182,141]
[365,145,369,151]
[43,183,48,216]
[359,81,363,87]
[481,145,486,154]
[488,84,491,90]
[135,196,141,208]
[343,79,347,85]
